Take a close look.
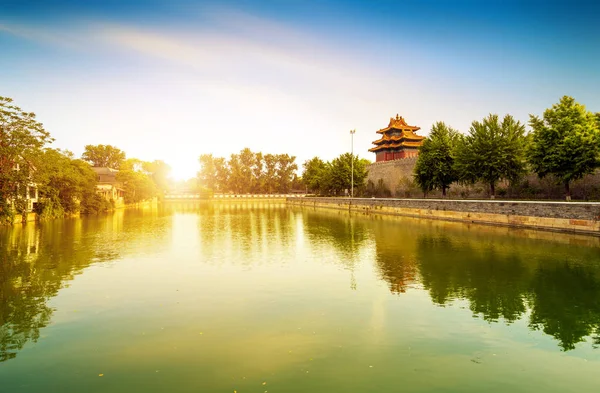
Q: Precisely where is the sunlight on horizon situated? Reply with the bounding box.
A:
[1,0,598,179]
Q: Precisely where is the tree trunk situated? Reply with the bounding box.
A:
[442,186,447,198]
[490,182,495,199]
[565,181,571,201]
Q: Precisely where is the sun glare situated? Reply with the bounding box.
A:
[169,162,198,181]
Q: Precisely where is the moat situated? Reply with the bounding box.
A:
[1,202,599,392]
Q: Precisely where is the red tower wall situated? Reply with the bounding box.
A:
[376,149,418,162]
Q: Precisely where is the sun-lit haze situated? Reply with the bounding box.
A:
[2,0,599,180]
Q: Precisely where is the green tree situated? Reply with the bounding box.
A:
[117,159,157,203]
[117,170,156,204]
[252,152,265,193]
[302,157,328,194]
[82,144,126,169]
[327,153,369,196]
[143,160,171,194]
[263,154,278,194]
[275,154,298,193]
[198,154,224,192]
[528,96,600,200]
[0,96,53,221]
[227,153,247,193]
[414,122,459,197]
[34,149,102,218]
[238,148,256,193]
[454,114,527,198]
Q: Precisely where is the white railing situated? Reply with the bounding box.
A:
[164,194,306,199]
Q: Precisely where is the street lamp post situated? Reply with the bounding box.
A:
[350,129,356,199]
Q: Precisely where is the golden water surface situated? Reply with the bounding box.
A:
[1,202,599,392]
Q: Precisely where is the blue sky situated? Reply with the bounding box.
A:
[1,0,599,179]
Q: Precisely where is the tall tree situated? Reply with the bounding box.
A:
[275,154,298,193]
[228,153,247,193]
[263,154,278,194]
[0,96,53,220]
[252,152,265,193]
[82,144,126,169]
[414,122,459,197]
[143,160,171,193]
[528,96,600,200]
[238,148,256,193]
[454,114,527,198]
[34,149,98,217]
[213,157,229,192]
[198,154,220,191]
[327,153,369,196]
[302,157,328,194]
[116,165,157,204]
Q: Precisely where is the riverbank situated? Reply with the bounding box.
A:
[4,198,159,226]
[287,197,600,235]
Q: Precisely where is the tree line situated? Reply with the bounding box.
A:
[302,153,370,196]
[197,148,300,194]
[1,96,170,223]
[198,149,372,196]
[414,96,600,200]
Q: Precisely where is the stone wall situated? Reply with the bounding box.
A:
[366,158,600,200]
[287,197,600,235]
[366,158,417,194]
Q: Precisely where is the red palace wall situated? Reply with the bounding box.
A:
[375,150,418,162]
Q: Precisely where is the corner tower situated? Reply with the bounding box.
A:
[369,114,425,162]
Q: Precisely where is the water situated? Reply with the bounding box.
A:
[1,202,599,392]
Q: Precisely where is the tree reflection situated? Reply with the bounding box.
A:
[529,263,600,351]
[0,225,50,361]
[1,224,70,362]
[416,236,529,322]
[368,219,418,294]
[365,215,600,350]
[405,233,600,350]
[194,202,297,266]
[301,209,369,268]
[0,208,170,362]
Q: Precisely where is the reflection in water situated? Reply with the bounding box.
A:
[302,209,369,266]
[529,263,600,350]
[412,228,600,351]
[416,235,529,323]
[301,209,372,291]
[1,201,599,380]
[299,209,600,351]
[192,202,297,266]
[369,219,419,294]
[0,206,170,362]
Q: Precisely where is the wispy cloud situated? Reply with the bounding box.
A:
[2,9,435,112]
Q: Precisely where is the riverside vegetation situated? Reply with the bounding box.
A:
[0,96,171,224]
[414,96,600,200]
[3,94,599,225]
[197,150,371,196]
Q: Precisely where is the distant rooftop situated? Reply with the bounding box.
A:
[91,167,119,175]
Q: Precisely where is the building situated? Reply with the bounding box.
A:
[91,167,125,207]
[369,114,425,162]
[6,162,39,213]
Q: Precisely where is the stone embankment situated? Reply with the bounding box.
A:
[287,197,600,235]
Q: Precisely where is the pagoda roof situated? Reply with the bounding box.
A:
[368,141,424,152]
[372,133,425,145]
[376,114,421,134]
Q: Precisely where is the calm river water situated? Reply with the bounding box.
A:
[1,202,600,392]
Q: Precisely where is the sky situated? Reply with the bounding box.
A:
[1,0,599,180]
